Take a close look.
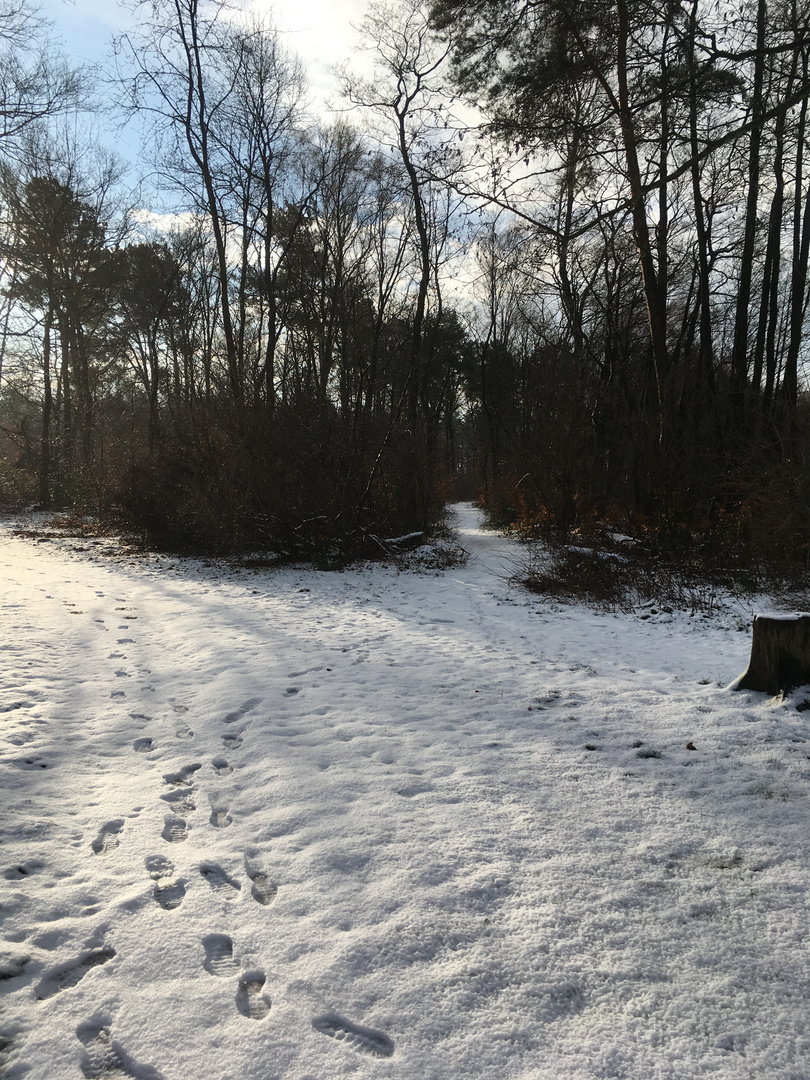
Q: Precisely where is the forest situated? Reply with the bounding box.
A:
[1,0,809,574]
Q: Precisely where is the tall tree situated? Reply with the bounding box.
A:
[430,0,672,433]
[117,2,310,412]
[5,170,119,500]
[342,0,452,419]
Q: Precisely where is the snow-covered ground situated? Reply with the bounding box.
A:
[1,504,808,1080]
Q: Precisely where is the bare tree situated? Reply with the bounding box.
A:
[0,0,82,158]
[341,0,452,419]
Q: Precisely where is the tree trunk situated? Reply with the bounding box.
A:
[688,0,715,397]
[615,0,668,438]
[752,109,785,405]
[39,304,53,507]
[398,104,431,425]
[175,0,242,409]
[730,0,766,407]
[784,51,810,409]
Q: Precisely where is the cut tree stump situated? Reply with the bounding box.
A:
[736,613,810,695]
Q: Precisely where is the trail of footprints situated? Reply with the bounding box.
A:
[66,687,395,1068]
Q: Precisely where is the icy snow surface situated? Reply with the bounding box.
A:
[1,504,809,1080]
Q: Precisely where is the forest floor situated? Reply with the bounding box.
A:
[1,504,809,1080]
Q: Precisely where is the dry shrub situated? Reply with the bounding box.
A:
[105,403,448,558]
[518,539,734,615]
[480,414,810,599]
[521,545,630,608]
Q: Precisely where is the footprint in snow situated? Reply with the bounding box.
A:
[312,1014,394,1058]
[397,781,433,798]
[171,704,189,714]
[145,855,185,910]
[175,727,194,740]
[7,725,35,746]
[223,697,262,724]
[109,690,126,699]
[11,756,48,770]
[222,732,243,750]
[161,790,195,814]
[245,859,277,906]
[76,1021,130,1079]
[202,934,239,976]
[162,816,188,843]
[7,732,35,747]
[145,855,173,879]
[163,763,202,786]
[133,737,153,753]
[0,955,30,981]
[199,863,240,898]
[92,820,124,855]
[4,860,43,881]
[76,1019,166,1080]
[212,757,232,775]
[36,947,115,1000]
[209,806,233,829]
[236,972,271,1019]
[154,880,186,910]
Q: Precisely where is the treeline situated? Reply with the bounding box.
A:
[1,0,810,570]
[0,133,468,554]
[431,0,810,571]
[0,1,470,553]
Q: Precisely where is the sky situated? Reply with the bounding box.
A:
[43,0,371,114]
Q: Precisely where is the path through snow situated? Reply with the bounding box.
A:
[1,505,809,1079]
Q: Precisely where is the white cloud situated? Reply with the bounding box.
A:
[45,0,373,115]
[250,0,371,111]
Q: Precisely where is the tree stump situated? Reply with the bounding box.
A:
[736,613,810,695]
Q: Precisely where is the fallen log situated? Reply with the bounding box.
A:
[383,532,427,551]
[735,612,810,695]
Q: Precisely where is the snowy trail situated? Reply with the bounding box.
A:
[1,505,809,1080]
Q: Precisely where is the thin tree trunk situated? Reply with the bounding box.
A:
[784,50,810,408]
[175,0,242,409]
[397,104,431,423]
[688,0,715,397]
[730,0,766,405]
[39,305,53,507]
[615,0,668,437]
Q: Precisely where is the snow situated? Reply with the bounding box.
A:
[753,611,810,621]
[1,504,809,1080]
